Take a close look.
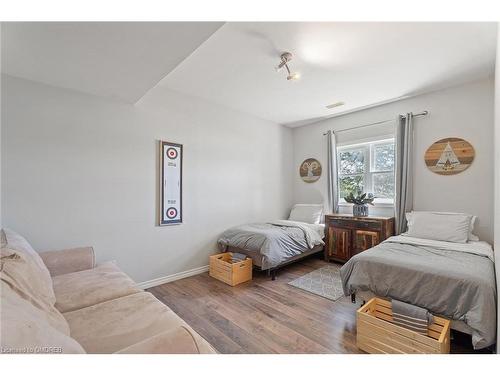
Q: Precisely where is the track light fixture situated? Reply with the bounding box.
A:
[275,52,300,81]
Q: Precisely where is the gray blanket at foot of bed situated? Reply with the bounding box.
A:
[340,237,497,349]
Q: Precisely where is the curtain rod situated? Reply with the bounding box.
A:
[322,111,429,135]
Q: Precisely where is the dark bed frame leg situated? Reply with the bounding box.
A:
[267,269,277,280]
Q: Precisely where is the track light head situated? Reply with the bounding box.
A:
[275,52,300,81]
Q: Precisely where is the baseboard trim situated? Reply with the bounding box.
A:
[136,265,209,289]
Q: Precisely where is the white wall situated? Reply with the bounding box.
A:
[1,75,293,284]
[494,25,499,354]
[292,78,495,243]
[0,25,2,228]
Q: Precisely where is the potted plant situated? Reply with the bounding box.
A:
[344,191,375,217]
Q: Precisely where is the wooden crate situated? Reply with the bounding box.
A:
[209,253,252,286]
[356,297,450,354]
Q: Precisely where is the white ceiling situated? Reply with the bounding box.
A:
[2,22,497,126]
[160,22,497,126]
[1,22,223,103]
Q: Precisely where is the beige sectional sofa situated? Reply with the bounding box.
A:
[0,228,216,354]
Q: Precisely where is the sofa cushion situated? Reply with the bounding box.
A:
[0,281,85,354]
[52,261,141,313]
[1,247,70,335]
[63,292,215,354]
[40,246,96,277]
[115,326,201,354]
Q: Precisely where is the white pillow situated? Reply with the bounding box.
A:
[406,212,479,241]
[469,216,480,241]
[404,211,472,243]
[288,204,323,224]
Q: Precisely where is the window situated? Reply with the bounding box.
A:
[338,139,395,204]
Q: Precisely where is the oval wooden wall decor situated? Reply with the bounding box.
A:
[424,137,475,175]
[299,158,322,183]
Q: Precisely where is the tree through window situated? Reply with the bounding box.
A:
[338,139,395,204]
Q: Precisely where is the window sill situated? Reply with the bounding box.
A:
[338,202,394,208]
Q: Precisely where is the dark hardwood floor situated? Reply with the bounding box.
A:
[148,256,488,354]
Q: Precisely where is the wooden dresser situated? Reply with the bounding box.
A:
[324,214,395,263]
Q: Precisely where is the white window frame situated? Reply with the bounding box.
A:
[337,138,395,207]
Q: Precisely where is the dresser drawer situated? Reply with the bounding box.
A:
[327,218,352,228]
[353,220,382,230]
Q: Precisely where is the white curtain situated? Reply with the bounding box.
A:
[326,130,339,214]
[395,113,414,234]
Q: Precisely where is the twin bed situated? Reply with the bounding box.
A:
[218,204,325,278]
[341,212,497,350]
[341,235,496,349]
[218,220,324,273]
[217,208,496,350]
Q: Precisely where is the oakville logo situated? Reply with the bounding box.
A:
[435,142,460,171]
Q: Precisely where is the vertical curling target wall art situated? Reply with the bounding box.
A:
[159,140,183,225]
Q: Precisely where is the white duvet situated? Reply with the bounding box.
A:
[267,220,325,248]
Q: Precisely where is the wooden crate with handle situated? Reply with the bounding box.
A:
[357,297,450,354]
[209,253,252,286]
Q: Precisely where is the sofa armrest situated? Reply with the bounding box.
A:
[115,326,214,354]
[39,246,96,276]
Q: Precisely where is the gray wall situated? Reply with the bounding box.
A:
[0,72,2,229]
[1,75,293,283]
[494,25,499,354]
[292,78,495,243]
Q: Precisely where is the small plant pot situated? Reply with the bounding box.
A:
[353,204,369,217]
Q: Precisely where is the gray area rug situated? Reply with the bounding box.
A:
[288,264,344,301]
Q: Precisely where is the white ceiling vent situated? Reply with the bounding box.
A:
[326,101,345,109]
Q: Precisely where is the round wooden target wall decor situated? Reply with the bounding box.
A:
[299,158,322,183]
[424,137,475,175]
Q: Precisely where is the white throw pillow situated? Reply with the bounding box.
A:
[405,211,472,243]
[1,229,6,247]
[406,212,479,241]
[288,204,324,224]
[2,228,48,271]
[1,228,69,335]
